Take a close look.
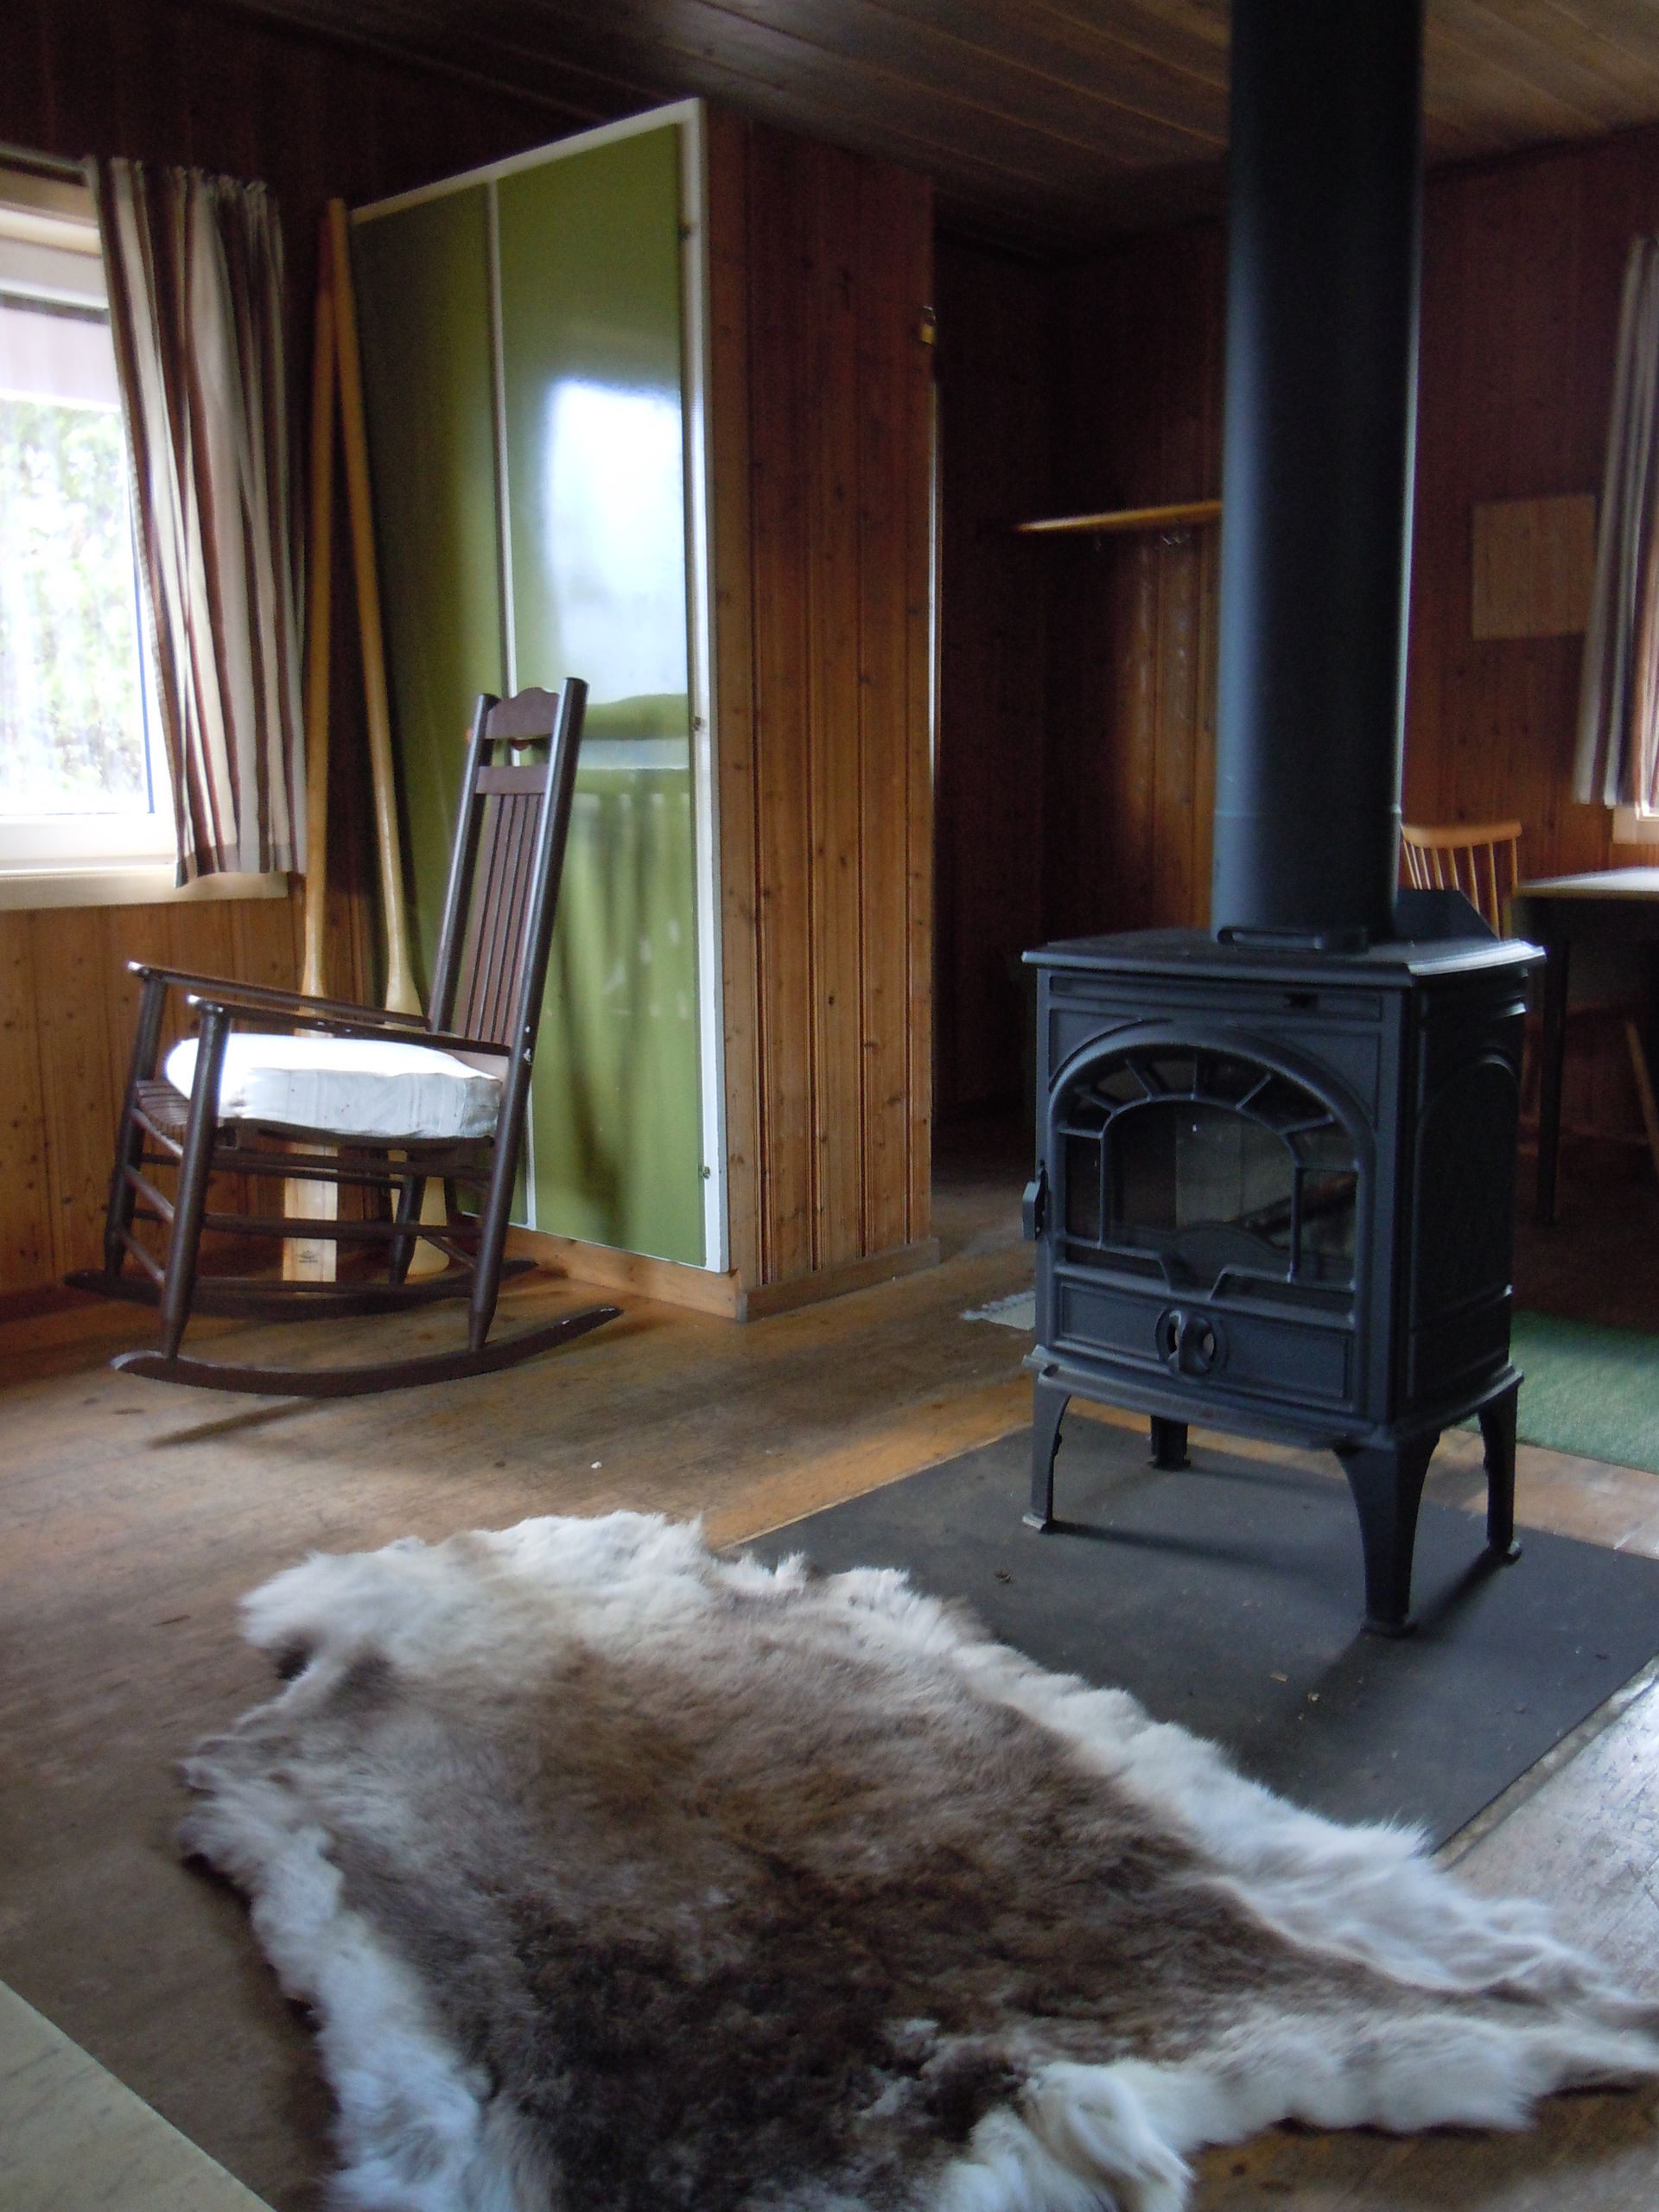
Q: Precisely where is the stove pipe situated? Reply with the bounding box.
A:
[1211,0,1424,945]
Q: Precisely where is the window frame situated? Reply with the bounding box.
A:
[1612,804,1659,845]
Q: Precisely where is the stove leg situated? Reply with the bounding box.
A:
[1478,1382,1522,1563]
[1336,1431,1439,1636]
[1025,1376,1071,1530]
[1149,1416,1190,1471]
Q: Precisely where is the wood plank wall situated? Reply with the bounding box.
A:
[931,224,1222,1122]
[932,238,1052,1127]
[0,0,583,1300]
[708,115,935,1289]
[934,130,1659,1137]
[1042,225,1224,949]
[1408,127,1659,1139]
[1405,127,1659,873]
[0,899,299,1289]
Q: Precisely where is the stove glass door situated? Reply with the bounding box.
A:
[1058,1049,1357,1295]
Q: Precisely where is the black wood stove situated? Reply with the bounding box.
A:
[1020,0,1541,1631]
[1023,914,1536,1630]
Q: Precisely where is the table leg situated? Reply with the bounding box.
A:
[1535,935,1568,1225]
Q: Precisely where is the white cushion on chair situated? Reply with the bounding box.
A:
[163,1033,504,1142]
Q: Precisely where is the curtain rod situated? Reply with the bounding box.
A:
[0,140,88,183]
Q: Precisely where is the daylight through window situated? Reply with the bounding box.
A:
[0,164,172,883]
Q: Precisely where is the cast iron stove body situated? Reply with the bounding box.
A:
[1022,918,1536,1630]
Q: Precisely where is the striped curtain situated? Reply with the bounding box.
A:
[88,159,304,880]
[1575,235,1659,817]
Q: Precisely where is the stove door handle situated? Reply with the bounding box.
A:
[1022,1166,1047,1241]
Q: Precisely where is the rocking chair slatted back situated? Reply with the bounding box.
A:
[461,787,536,1046]
[429,685,585,1052]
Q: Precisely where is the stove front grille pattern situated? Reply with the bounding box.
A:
[1057,1048,1359,1297]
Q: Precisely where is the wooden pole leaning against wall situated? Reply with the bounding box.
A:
[300,226,336,1005]
[328,198,448,1274]
[327,197,421,1020]
[284,216,340,1283]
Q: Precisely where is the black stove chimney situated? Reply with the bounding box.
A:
[1211,0,1424,945]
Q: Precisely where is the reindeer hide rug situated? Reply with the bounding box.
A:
[182,1511,1659,2212]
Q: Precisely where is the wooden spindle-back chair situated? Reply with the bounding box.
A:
[1399,820,1522,936]
[69,683,619,1395]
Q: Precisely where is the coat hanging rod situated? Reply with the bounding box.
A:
[0,140,89,185]
[1016,498,1222,537]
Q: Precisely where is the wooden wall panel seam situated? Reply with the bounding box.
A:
[804,143,868,1274]
[855,157,915,1257]
[904,188,935,1243]
[706,107,764,1291]
[747,124,816,1286]
[0,917,54,1289]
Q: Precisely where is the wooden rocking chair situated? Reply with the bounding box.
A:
[68,683,620,1395]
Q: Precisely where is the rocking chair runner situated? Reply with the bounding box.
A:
[69,683,620,1395]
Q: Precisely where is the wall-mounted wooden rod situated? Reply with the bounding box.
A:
[327,196,419,1020]
[1016,498,1222,537]
[0,138,88,184]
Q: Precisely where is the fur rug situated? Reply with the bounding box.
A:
[182,1511,1659,2212]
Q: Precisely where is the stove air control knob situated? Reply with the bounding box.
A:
[1157,1307,1224,1377]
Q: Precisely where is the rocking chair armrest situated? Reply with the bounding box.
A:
[127,963,430,1030]
[182,990,513,1061]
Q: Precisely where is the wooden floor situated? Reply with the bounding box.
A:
[2,1128,1657,2210]
[1,1981,267,2212]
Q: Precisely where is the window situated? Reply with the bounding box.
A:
[0,163,180,899]
[0,162,283,909]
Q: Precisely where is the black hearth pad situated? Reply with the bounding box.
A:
[743,1421,1659,1846]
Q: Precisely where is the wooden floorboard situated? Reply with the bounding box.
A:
[0,1980,269,2212]
[2,1139,1656,2210]
[1196,1676,1659,2209]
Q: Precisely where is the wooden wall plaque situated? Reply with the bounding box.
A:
[1471,493,1596,639]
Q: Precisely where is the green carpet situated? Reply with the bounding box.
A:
[1510,1309,1659,1474]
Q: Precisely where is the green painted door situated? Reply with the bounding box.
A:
[352,183,502,992]
[498,128,704,1265]
[354,120,708,1268]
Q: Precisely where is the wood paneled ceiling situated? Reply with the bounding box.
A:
[225,0,1659,249]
